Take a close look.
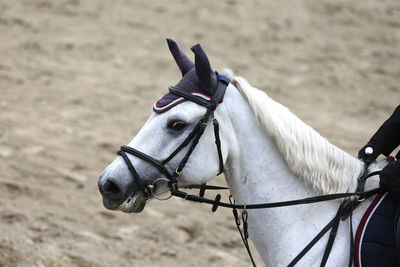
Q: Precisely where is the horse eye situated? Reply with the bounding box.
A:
[168,120,186,132]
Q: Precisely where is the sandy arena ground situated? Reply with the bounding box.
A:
[1,0,399,266]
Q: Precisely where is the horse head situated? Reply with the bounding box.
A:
[97,38,230,212]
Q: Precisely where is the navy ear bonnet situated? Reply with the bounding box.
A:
[153,38,230,113]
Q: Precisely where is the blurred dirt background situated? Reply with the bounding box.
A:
[0,0,399,266]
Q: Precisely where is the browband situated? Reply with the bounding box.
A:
[168,73,229,110]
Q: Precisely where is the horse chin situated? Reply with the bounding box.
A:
[117,191,147,213]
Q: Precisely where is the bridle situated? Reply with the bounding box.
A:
[117,72,380,266]
[117,73,229,204]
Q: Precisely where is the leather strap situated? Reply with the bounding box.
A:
[169,86,213,109]
[119,146,172,180]
[118,149,146,192]
[213,117,224,175]
[230,196,257,267]
[320,201,348,266]
[161,120,203,164]
[171,188,379,210]
[395,199,400,265]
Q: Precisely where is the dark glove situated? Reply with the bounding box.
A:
[358,141,382,163]
[379,161,400,195]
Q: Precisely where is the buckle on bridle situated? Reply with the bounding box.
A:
[175,167,182,175]
[357,196,366,202]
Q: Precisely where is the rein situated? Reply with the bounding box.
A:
[117,73,380,266]
[171,170,380,267]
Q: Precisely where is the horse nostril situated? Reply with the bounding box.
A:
[103,179,121,195]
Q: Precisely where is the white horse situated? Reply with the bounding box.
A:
[98,40,385,266]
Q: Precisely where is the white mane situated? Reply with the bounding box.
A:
[224,70,365,194]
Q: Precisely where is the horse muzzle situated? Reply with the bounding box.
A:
[98,165,172,213]
[98,176,148,213]
[97,165,137,210]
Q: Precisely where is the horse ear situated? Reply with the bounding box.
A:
[167,38,194,76]
[191,44,217,88]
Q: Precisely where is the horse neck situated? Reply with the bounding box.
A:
[219,83,367,265]
[223,77,365,196]
[220,84,314,204]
